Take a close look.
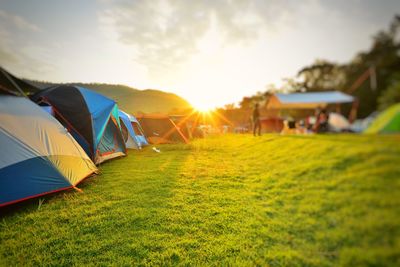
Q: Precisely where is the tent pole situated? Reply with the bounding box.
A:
[348,98,359,123]
[335,103,341,114]
[1,68,27,97]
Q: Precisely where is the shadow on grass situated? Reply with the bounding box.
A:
[0,174,98,218]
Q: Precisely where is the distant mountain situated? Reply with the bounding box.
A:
[75,83,192,115]
[28,81,192,114]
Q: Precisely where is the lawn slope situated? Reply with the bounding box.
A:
[1,134,399,266]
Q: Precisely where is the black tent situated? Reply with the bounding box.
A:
[31,85,126,164]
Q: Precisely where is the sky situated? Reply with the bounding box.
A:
[0,0,399,110]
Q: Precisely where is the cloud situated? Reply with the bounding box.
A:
[0,28,18,64]
[99,0,293,82]
[0,38,54,77]
[0,10,53,77]
[0,9,41,32]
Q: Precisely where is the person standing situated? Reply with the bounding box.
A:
[252,103,261,136]
[313,108,330,133]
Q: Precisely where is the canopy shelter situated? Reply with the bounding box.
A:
[169,115,192,139]
[31,85,126,164]
[0,95,97,207]
[137,114,189,144]
[266,91,354,109]
[118,110,148,149]
[0,66,40,96]
[170,114,205,139]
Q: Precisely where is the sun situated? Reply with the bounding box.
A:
[192,100,216,113]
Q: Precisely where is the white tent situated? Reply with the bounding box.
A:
[0,95,97,207]
[328,112,351,132]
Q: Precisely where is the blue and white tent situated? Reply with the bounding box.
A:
[118,110,148,149]
[0,95,97,207]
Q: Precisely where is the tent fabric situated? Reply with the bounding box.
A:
[32,85,94,153]
[41,105,54,116]
[267,91,354,109]
[129,115,149,147]
[96,116,126,162]
[0,95,97,207]
[78,87,118,147]
[0,66,40,96]
[118,111,139,149]
[364,103,400,134]
[31,85,126,164]
[118,110,148,149]
[328,112,351,132]
[120,118,129,142]
[137,115,188,144]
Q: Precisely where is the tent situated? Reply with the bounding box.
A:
[169,115,192,139]
[266,91,354,109]
[364,103,400,134]
[0,66,40,96]
[129,115,149,147]
[0,95,98,207]
[350,112,379,133]
[136,114,189,144]
[31,85,126,164]
[328,112,351,132]
[118,110,148,149]
[170,114,204,139]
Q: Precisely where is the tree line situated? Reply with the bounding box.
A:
[238,15,400,118]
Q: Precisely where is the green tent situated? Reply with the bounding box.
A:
[364,103,400,134]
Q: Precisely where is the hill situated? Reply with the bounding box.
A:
[29,81,192,114]
[1,134,399,266]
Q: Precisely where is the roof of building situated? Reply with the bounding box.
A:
[267,91,354,109]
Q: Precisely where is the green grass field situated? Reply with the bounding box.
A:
[1,134,400,266]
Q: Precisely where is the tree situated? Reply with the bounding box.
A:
[239,97,252,110]
[280,78,304,93]
[238,15,400,118]
[238,91,266,110]
[224,103,236,110]
[378,81,400,110]
[297,60,346,92]
[297,16,400,117]
[341,15,400,117]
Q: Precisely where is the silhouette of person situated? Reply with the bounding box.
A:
[253,103,261,136]
[313,108,330,133]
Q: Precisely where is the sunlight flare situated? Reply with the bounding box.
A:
[192,101,215,113]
